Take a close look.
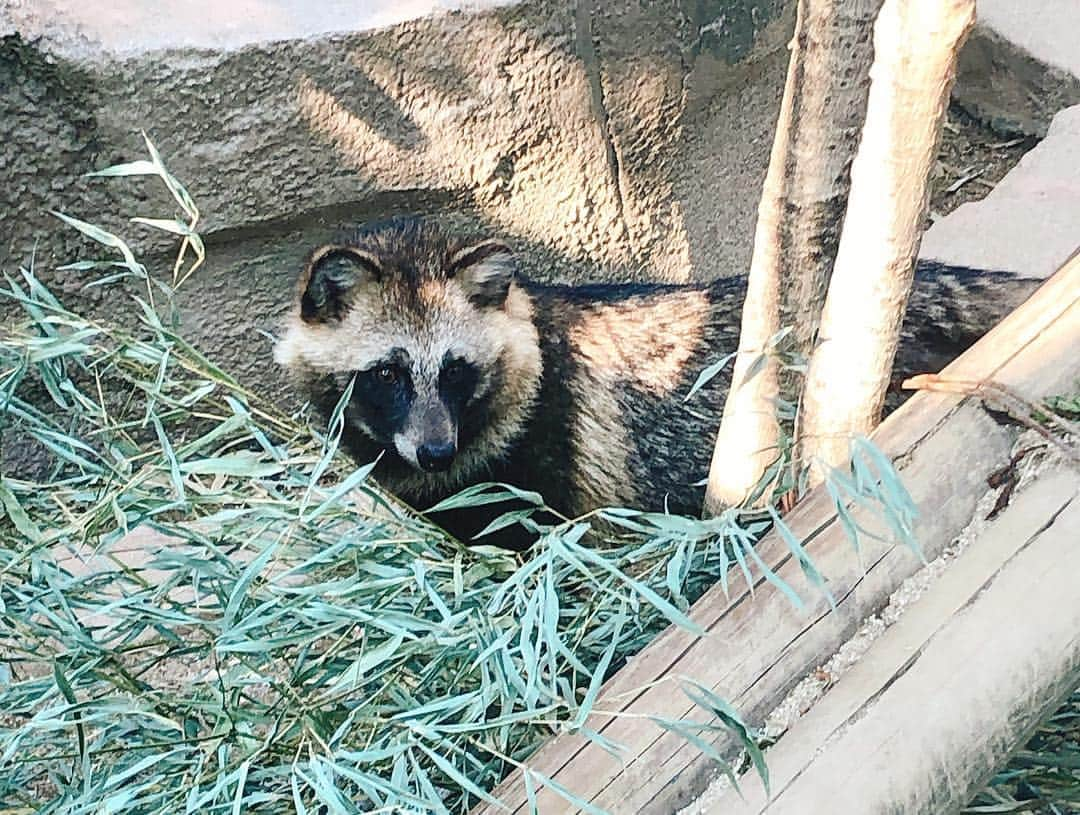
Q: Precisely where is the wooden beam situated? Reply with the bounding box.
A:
[702,466,1080,814]
[473,255,1080,815]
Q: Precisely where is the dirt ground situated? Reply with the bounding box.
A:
[928,105,1040,222]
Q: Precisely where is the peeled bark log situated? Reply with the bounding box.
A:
[799,0,977,481]
[702,25,791,513]
[705,0,883,513]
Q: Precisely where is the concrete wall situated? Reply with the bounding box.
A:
[1,0,790,403]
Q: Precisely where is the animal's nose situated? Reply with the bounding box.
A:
[417,441,456,472]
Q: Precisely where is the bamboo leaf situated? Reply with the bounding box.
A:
[85,160,160,177]
[0,481,42,543]
[325,633,406,695]
[685,351,737,401]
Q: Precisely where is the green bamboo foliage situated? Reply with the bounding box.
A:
[0,143,922,814]
[0,265,766,813]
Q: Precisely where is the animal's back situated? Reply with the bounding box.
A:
[507,261,1041,519]
[516,279,745,517]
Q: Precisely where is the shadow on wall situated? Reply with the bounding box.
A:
[294,16,675,278]
[168,10,704,404]
[10,0,522,53]
[281,2,789,286]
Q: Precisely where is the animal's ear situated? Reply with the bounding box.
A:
[300,245,382,323]
[448,240,515,307]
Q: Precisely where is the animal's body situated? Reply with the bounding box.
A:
[276,217,1040,548]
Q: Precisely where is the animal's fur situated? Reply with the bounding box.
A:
[276,217,1041,548]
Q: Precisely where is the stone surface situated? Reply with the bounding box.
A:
[921,104,1080,280]
[1,0,518,56]
[979,0,1080,85]
[954,0,1080,136]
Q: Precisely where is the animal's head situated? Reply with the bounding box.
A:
[275,218,542,492]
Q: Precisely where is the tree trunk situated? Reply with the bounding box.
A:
[799,0,976,481]
[704,0,884,514]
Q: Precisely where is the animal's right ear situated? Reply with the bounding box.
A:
[299,246,382,323]
[448,240,515,308]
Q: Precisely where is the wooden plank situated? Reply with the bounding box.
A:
[703,467,1080,814]
[474,256,1080,815]
[610,408,1020,815]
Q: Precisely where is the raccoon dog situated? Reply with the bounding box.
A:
[275,216,1039,549]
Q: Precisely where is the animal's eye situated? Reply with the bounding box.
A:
[376,366,397,384]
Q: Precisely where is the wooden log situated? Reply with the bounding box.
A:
[799,0,976,477]
[702,465,1080,814]
[704,0,886,510]
[473,255,1080,815]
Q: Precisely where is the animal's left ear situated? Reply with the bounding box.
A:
[299,245,382,324]
[447,240,515,307]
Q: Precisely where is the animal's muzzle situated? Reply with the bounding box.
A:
[417,441,456,472]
